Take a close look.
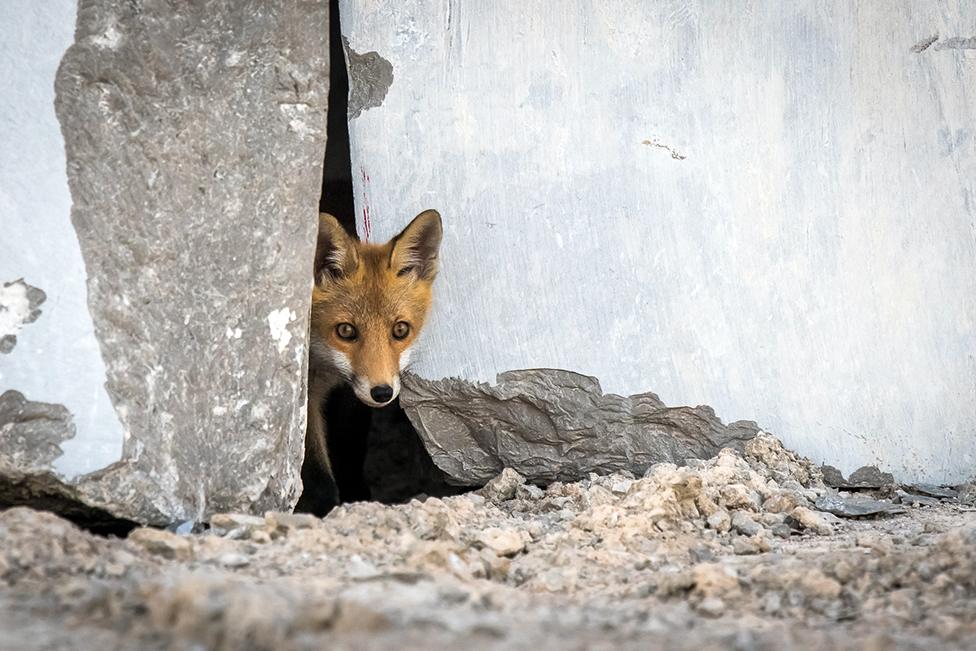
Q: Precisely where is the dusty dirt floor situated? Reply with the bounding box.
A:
[1,435,974,651]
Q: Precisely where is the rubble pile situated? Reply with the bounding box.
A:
[1,434,974,650]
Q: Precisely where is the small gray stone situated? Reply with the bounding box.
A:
[770,523,792,539]
[719,484,762,511]
[217,553,251,568]
[265,512,321,532]
[479,468,526,502]
[210,513,267,534]
[759,512,786,526]
[610,478,635,494]
[477,528,527,557]
[515,483,545,500]
[790,507,835,535]
[732,537,761,555]
[697,597,726,616]
[688,546,716,563]
[128,528,193,560]
[855,533,895,555]
[731,511,762,537]
[706,510,731,533]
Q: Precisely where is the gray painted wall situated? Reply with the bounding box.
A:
[342,0,976,483]
[0,0,124,477]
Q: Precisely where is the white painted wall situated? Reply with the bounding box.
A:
[342,0,976,483]
[0,0,124,477]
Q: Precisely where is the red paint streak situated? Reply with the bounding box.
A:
[359,167,371,242]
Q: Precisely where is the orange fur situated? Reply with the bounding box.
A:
[299,209,442,514]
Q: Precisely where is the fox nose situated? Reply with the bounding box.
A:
[370,384,395,404]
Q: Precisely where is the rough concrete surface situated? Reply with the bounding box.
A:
[401,369,760,485]
[4,0,331,524]
[0,279,47,355]
[342,0,976,485]
[0,391,74,469]
[2,435,973,650]
[344,38,393,120]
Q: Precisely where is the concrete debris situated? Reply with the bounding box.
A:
[128,528,193,560]
[909,484,959,500]
[478,467,527,503]
[400,369,761,486]
[847,466,896,489]
[730,511,762,537]
[821,464,896,490]
[820,465,847,488]
[2,436,975,649]
[814,494,906,518]
[13,0,331,525]
[895,490,942,508]
[789,507,837,535]
[958,480,976,506]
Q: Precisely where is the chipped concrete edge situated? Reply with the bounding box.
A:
[400,368,763,486]
[0,390,171,525]
[0,279,47,354]
[912,33,976,53]
[344,37,393,119]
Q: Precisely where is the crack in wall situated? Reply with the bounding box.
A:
[911,34,939,53]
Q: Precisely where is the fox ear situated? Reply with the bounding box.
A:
[389,209,442,280]
[315,213,358,283]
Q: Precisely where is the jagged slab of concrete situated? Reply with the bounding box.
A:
[2,0,329,525]
[401,369,761,486]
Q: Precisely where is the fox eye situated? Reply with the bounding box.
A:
[392,321,411,340]
[335,323,358,341]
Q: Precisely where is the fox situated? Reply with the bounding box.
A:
[295,209,443,516]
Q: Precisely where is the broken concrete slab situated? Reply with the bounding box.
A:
[820,465,847,488]
[814,494,906,518]
[2,0,329,525]
[400,369,760,486]
[908,484,959,500]
[894,490,942,508]
[819,464,896,490]
[847,466,896,489]
[0,391,74,470]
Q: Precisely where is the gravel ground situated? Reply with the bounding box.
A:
[1,435,974,650]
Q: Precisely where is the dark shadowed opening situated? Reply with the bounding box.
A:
[0,482,139,538]
[306,0,466,514]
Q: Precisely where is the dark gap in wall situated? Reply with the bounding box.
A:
[0,487,138,538]
[309,0,466,513]
[318,0,355,234]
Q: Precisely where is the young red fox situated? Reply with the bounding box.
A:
[296,209,442,515]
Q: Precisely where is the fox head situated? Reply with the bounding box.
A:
[309,210,442,407]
